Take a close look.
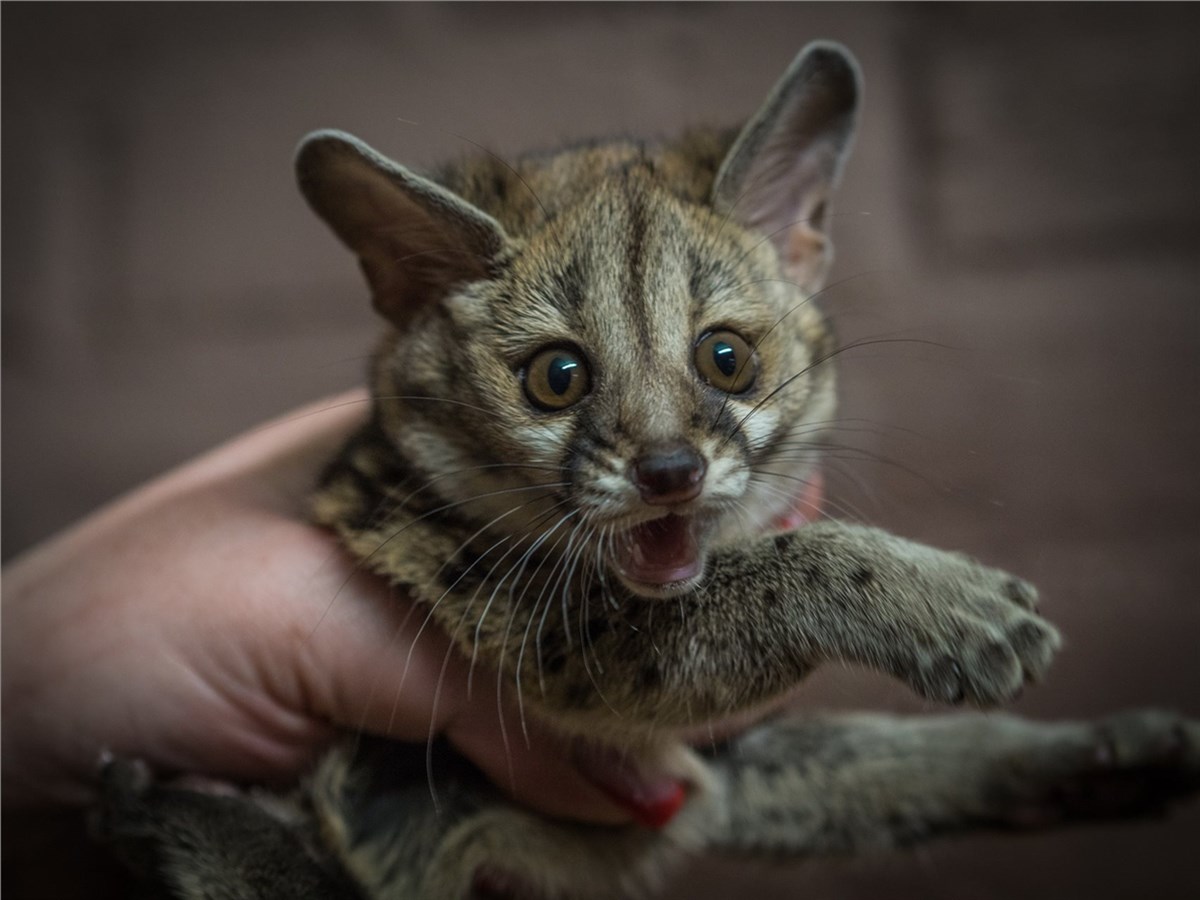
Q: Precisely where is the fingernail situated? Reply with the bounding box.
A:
[620,780,687,829]
[573,743,689,829]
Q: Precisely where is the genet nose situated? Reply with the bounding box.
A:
[631,442,707,505]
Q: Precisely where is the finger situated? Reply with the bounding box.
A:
[297,557,472,743]
[445,688,634,826]
[297,549,639,825]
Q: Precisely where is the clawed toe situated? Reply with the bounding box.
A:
[911,610,1060,707]
[1001,577,1039,610]
[1007,618,1061,683]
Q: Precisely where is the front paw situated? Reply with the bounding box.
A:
[874,551,1061,706]
[907,606,1060,707]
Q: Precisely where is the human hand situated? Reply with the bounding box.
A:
[2,392,632,823]
[2,391,823,826]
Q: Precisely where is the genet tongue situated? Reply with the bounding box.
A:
[613,514,701,586]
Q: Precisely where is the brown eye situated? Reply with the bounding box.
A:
[524,347,591,410]
[695,330,757,394]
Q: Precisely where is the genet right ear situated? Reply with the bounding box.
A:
[711,43,861,293]
[295,130,509,326]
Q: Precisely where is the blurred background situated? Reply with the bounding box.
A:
[3,3,1199,897]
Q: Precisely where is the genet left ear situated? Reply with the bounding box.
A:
[295,130,509,328]
[711,42,860,292]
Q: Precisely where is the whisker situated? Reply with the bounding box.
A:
[465,498,574,695]
[392,496,557,718]
[483,508,575,794]
[533,521,592,695]
[414,497,570,813]
[578,523,608,683]
[349,584,423,746]
[748,466,871,523]
[719,336,949,452]
[511,512,580,745]
[372,393,534,418]
[707,269,887,434]
[349,460,550,538]
[246,395,376,437]
[758,441,946,495]
[311,480,568,650]
[353,481,569,577]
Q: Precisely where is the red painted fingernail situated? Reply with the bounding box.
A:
[633,780,687,829]
[573,743,690,829]
[591,776,688,829]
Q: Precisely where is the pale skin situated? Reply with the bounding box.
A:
[2,391,819,824]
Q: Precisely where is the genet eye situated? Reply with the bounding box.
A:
[523,347,591,410]
[695,330,757,394]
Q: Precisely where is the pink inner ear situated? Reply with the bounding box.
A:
[299,132,506,327]
[785,222,827,267]
[363,224,490,325]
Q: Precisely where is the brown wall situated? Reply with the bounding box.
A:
[4,3,1199,897]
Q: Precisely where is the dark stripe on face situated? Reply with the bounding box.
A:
[688,228,738,313]
[331,416,482,529]
[563,415,617,501]
[576,418,616,454]
[712,402,750,455]
[359,416,424,490]
[623,186,652,340]
[560,414,585,492]
[748,415,796,467]
[688,247,707,303]
[319,416,412,491]
[342,467,396,533]
[554,256,587,311]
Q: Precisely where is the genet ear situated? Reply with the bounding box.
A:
[295,130,509,325]
[712,43,860,291]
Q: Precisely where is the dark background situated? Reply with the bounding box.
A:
[4,3,1199,897]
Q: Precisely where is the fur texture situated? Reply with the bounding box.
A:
[95,43,1200,900]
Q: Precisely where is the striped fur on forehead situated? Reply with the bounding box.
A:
[354,141,840,535]
[433,130,737,236]
[299,44,861,599]
[296,43,863,750]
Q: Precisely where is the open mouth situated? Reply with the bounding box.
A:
[608,472,825,597]
[611,514,704,594]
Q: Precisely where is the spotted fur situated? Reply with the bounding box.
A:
[96,42,1200,900]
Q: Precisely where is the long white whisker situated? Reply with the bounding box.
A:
[511,513,580,745]
[463,498,575,695]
